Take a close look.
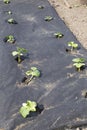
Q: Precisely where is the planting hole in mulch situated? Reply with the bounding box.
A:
[66,46,80,53]
[26,104,44,118]
[82,90,87,98]
[74,65,86,72]
[21,76,35,85]
[15,56,26,64]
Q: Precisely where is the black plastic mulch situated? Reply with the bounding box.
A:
[0,0,87,130]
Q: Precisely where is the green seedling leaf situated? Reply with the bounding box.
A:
[12,47,27,63]
[54,32,64,38]
[38,5,44,9]
[5,10,12,14]
[72,58,85,63]
[26,100,37,111]
[44,16,53,21]
[73,62,85,71]
[68,41,78,49]
[25,67,40,84]
[26,67,40,77]
[5,35,15,44]
[73,63,85,68]
[72,57,86,71]
[7,11,12,14]
[31,67,38,71]
[17,47,28,53]
[4,0,10,4]
[32,69,40,77]
[12,51,18,56]
[8,18,13,23]
[20,106,30,118]
[19,100,37,118]
[7,18,17,24]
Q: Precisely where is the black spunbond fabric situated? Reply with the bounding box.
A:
[0,0,87,130]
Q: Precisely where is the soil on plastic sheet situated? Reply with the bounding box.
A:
[48,0,87,49]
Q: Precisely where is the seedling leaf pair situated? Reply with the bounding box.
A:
[54,32,64,38]
[72,58,85,63]
[7,11,12,14]
[4,35,15,44]
[25,67,41,83]
[20,100,37,118]
[68,41,78,50]
[4,0,10,4]
[38,5,44,9]
[5,11,12,15]
[44,16,53,21]
[12,47,28,63]
[73,63,85,69]
[7,18,17,24]
[72,58,85,71]
[26,67,40,77]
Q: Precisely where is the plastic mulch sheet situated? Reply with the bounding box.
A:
[0,0,87,130]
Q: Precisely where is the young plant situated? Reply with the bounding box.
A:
[4,35,15,44]
[44,16,53,21]
[72,58,85,71]
[6,11,12,14]
[72,58,85,63]
[12,47,28,63]
[7,18,17,24]
[20,100,37,118]
[3,0,10,4]
[38,5,44,9]
[67,41,78,51]
[54,32,64,38]
[25,67,40,84]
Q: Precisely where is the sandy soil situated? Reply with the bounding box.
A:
[48,0,87,49]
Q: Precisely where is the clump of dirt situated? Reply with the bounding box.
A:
[48,0,87,49]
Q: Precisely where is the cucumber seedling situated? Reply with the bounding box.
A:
[19,100,44,118]
[7,10,12,14]
[66,41,78,52]
[3,0,10,4]
[20,100,37,118]
[6,10,12,14]
[12,47,28,63]
[4,35,15,44]
[7,18,17,24]
[54,32,64,38]
[38,5,44,9]
[44,16,53,21]
[72,58,85,71]
[23,67,40,84]
[4,10,12,15]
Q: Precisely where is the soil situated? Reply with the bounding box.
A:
[48,0,87,49]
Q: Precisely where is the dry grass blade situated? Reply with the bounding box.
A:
[64,0,72,8]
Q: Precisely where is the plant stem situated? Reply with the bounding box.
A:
[78,68,80,72]
[71,47,73,51]
[18,55,21,63]
[25,75,34,84]
[71,47,75,51]
[64,0,72,8]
